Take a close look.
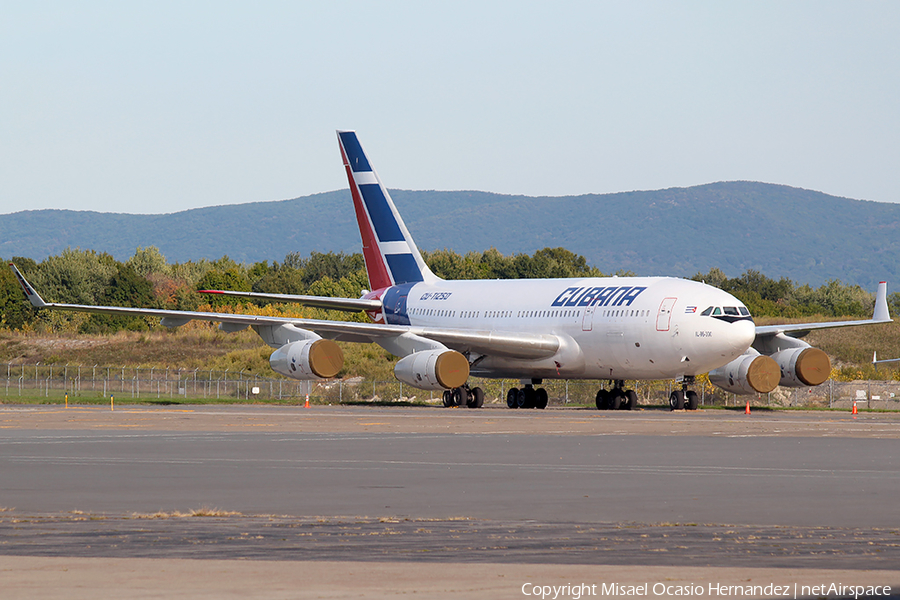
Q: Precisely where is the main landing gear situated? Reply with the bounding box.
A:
[506,382,549,409]
[669,377,700,411]
[442,384,484,409]
[595,381,638,410]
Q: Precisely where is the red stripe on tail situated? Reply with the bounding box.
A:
[340,145,392,290]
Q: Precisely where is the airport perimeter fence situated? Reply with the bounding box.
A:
[2,362,900,410]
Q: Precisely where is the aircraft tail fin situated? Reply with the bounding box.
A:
[336,131,438,290]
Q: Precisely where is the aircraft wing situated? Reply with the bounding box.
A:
[199,289,382,312]
[11,264,558,360]
[307,320,559,359]
[754,281,892,339]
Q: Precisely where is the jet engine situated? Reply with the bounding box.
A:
[269,339,344,380]
[769,347,831,387]
[708,351,780,395]
[394,349,470,391]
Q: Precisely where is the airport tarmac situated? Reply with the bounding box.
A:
[2,404,899,598]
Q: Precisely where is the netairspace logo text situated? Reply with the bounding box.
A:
[520,582,893,599]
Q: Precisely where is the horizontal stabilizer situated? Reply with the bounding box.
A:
[199,289,382,312]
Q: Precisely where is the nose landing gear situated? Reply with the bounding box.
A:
[669,377,699,410]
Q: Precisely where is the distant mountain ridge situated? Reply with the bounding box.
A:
[2,181,898,289]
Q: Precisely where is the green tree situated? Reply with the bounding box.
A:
[80,264,156,333]
[34,248,118,305]
[196,267,252,307]
[301,252,365,288]
[0,263,36,330]
[127,246,171,278]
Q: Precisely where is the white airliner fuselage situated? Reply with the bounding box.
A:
[379,276,755,380]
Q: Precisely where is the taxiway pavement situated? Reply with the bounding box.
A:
[2,405,899,598]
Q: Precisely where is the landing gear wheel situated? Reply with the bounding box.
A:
[625,390,638,411]
[469,387,484,409]
[535,388,548,409]
[669,390,685,410]
[686,390,699,411]
[452,387,468,407]
[517,387,536,409]
[507,388,519,409]
[442,390,453,408]
[595,389,608,410]
[609,389,624,410]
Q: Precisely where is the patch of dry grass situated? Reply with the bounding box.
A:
[0,328,269,371]
[0,327,402,382]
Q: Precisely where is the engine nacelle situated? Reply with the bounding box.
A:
[394,349,469,391]
[709,352,780,395]
[269,339,344,380]
[770,347,831,387]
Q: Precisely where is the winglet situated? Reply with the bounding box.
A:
[874,281,890,322]
[9,264,47,308]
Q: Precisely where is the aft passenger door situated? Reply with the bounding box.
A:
[656,297,677,331]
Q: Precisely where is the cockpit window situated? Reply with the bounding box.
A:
[703,304,753,321]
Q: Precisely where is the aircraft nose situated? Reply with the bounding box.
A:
[727,319,756,354]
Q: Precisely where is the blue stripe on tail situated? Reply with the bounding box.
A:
[338,131,372,172]
[385,254,425,284]
[358,184,405,242]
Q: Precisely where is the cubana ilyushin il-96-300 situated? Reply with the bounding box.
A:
[12,131,891,410]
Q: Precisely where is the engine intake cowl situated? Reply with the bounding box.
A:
[394,349,469,391]
[269,339,344,380]
[770,347,831,387]
[709,353,780,395]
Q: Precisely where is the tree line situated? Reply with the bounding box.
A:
[0,246,893,334]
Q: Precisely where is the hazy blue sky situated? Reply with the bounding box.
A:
[2,1,898,215]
